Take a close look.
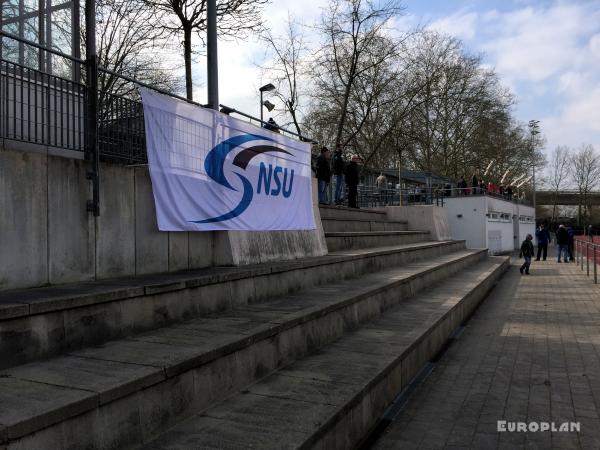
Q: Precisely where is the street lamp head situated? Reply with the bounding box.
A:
[259,83,276,92]
[528,119,540,134]
[263,100,276,112]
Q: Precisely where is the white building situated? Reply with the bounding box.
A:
[444,195,535,254]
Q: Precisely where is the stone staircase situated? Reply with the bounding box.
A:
[0,206,508,449]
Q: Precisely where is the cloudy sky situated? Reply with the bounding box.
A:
[195,0,600,156]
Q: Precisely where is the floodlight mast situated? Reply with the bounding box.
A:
[529,120,540,212]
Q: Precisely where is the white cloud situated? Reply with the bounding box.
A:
[427,10,478,41]
[479,4,600,84]
[589,33,600,60]
[436,2,600,154]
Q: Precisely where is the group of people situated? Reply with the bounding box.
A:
[315,145,361,208]
[519,223,575,275]
[456,173,514,200]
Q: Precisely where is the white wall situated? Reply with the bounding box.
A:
[444,196,536,254]
[516,204,536,245]
[444,196,487,249]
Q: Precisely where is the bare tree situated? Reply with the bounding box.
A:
[313,0,404,147]
[545,146,570,221]
[95,0,183,102]
[143,0,268,100]
[259,16,308,135]
[570,144,600,225]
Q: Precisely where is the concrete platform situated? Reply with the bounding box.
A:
[0,250,490,449]
[145,256,509,449]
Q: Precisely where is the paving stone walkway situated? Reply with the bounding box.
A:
[373,249,600,450]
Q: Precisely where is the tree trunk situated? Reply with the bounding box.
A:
[184,25,193,101]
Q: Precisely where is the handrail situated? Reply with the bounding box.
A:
[574,237,599,284]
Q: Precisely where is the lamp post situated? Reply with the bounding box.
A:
[207,0,218,110]
[259,83,276,124]
[528,120,540,212]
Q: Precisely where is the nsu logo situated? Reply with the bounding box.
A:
[191,134,295,224]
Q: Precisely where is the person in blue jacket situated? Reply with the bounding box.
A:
[535,223,551,261]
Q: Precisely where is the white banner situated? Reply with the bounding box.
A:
[140,88,315,231]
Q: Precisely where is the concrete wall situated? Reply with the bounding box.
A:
[444,196,536,253]
[0,144,327,291]
[383,205,451,241]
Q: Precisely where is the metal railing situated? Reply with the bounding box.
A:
[1,44,86,152]
[327,184,444,208]
[1,30,150,164]
[440,186,533,206]
[574,237,600,284]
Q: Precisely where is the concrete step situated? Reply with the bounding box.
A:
[325,231,430,251]
[0,249,489,449]
[0,240,465,369]
[318,205,387,222]
[322,218,409,233]
[146,256,510,450]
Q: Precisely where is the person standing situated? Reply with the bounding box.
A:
[556,224,570,263]
[472,172,479,195]
[519,234,534,275]
[376,172,387,205]
[458,176,467,195]
[535,224,551,261]
[316,146,331,205]
[567,225,575,261]
[332,145,346,205]
[345,155,360,208]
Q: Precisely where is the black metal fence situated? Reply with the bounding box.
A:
[0,57,149,164]
[0,58,86,151]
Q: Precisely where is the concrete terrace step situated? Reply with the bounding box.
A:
[0,249,488,449]
[146,256,510,450]
[0,240,465,368]
[325,231,430,252]
[321,218,409,233]
[318,205,387,222]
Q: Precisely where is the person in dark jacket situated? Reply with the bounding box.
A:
[505,185,513,200]
[535,224,551,261]
[520,234,534,275]
[556,224,570,262]
[458,177,467,195]
[472,172,479,195]
[567,225,575,261]
[345,156,360,208]
[332,145,346,205]
[315,146,331,205]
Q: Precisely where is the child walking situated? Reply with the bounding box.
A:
[519,234,534,275]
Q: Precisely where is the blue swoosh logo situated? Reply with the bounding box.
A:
[190,134,291,224]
